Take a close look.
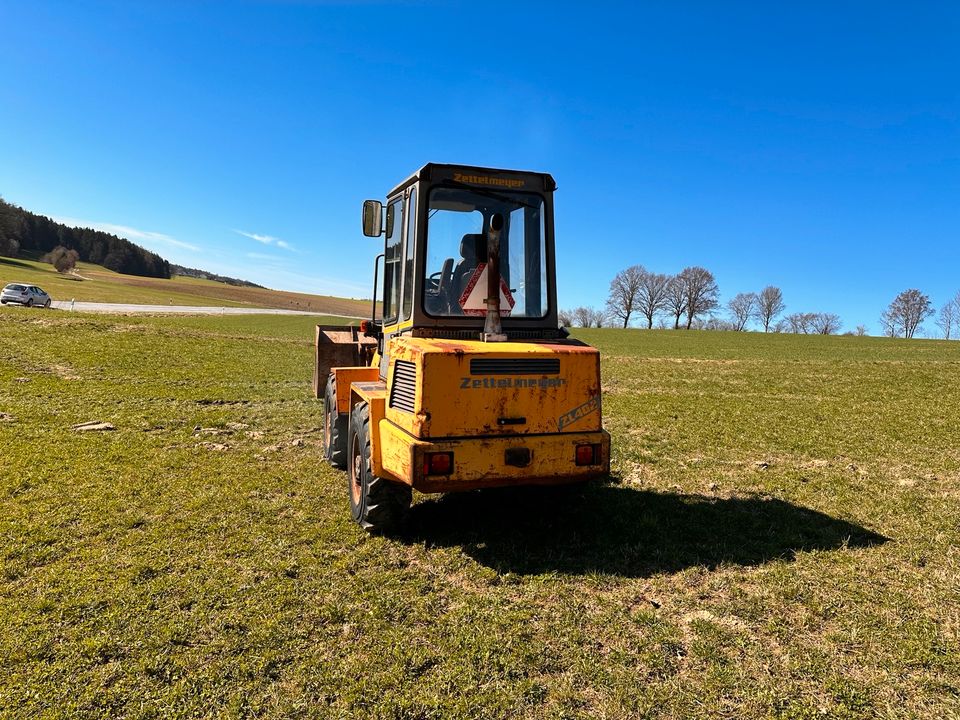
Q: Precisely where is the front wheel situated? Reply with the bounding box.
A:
[348,401,411,534]
[25,299,33,307]
[323,375,348,469]
[43,299,51,309]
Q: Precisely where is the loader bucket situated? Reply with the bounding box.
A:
[313,325,378,396]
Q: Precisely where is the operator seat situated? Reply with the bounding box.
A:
[453,233,486,303]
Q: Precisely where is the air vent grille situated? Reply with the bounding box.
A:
[470,358,560,375]
[410,328,565,340]
[389,360,417,413]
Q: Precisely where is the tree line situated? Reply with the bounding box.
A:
[0,197,171,279]
[562,265,807,333]
[562,264,957,339]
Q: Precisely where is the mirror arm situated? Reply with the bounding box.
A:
[368,253,385,337]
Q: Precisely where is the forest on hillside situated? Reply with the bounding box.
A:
[170,264,263,288]
[0,198,171,279]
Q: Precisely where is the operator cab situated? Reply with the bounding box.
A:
[362,164,562,372]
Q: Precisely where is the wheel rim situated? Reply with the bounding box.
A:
[350,435,362,506]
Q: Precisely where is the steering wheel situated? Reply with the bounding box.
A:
[437,258,454,298]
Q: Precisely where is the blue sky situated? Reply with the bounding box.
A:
[1,1,957,333]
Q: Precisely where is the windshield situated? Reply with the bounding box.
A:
[423,186,548,319]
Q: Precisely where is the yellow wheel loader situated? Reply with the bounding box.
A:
[314,163,610,533]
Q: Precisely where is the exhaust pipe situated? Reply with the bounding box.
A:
[482,213,507,342]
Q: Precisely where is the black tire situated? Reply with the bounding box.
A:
[348,401,411,534]
[43,299,51,309]
[323,375,348,469]
[25,299,33,307]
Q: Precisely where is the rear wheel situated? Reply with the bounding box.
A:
[348,401,411,534]
[323,375,348,469]
[25,298,33,307]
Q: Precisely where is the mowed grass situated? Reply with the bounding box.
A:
[0,256,369,316]
[1,312,959,719]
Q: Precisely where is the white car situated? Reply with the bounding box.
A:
[1,283,52,308]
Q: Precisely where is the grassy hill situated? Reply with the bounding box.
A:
[1,316,959,718]
[0,255,369,316]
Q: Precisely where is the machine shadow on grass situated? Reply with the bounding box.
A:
[0,257,38,270]
[403,481,888,577]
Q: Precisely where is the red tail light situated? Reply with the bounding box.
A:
[424,452,453,476]
[575,444,600,466]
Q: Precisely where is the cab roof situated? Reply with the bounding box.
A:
[388,163,557,197]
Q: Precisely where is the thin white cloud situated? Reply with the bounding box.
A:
[52,216,200,252]
[233,229,294,251]
[206,254,372,298]
[234,229,279,244]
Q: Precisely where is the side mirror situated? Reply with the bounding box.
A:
[362,200,383,237]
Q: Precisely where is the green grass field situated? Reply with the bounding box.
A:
[1,310,958,718]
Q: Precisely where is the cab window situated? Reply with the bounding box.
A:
[401,188,417,321]
[423,186,547,318]
[382,198,403,324]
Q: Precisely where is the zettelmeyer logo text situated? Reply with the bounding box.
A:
[459,377,566,389]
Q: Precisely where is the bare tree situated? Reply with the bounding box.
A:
[571,306,593,328]
[42,245,80,273]
[605,265,644,328]
[679,266,719,329]
[727,292,757,331]
[810,312,842,335]
[636,270,671,329]
[755,286,785,332]
[558,309,573,328]
[855,325,868,337]
[695,316,735,331]
[937,303,955,340]
[936,292,960,339]
[664,274,687,329]
[589,307,609,328]
[881,289,933,339]
[784,312,815,334]
[781,312,841,335]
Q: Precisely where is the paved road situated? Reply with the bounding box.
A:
[48,300,359,317]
